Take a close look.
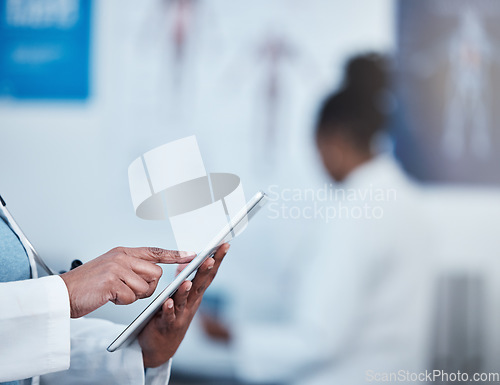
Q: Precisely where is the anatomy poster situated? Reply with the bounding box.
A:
[220,27,316,170]
[142,0,201,93]
[394,0,500,184]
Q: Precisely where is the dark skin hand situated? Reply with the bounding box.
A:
[201,313,231,343]
[60,247,195,318]
[138,243,230,368]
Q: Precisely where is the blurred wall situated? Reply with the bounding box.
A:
[0,0,395,325]
[424,186,500,375]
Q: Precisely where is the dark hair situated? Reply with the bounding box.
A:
[316,53,389,151]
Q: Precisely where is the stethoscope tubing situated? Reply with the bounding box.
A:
[0,194,56,276]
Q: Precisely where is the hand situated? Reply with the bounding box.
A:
[138,243,230,368]
[201,313,232,343]
[60,247,195,318]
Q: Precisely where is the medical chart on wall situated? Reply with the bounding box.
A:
[394,0,500,184]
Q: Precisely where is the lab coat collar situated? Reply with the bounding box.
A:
[341,153,404,190]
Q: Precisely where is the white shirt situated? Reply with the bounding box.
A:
[232,155,435,384]
[0,271,171,384]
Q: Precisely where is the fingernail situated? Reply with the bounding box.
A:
[180,251,197,258]
[207,260,215,270]
[225,244,230,253]
[167,300,174,309]
[185,281,192,292]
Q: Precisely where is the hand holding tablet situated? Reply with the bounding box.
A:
[138,243,230,367]
[107,191,267,352]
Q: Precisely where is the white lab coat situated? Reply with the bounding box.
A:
[0,263,171,384]
[232,155,435,385]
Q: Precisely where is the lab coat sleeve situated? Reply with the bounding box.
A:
[232,223,368,384]
[0,275,71,382]
[40,317,171,385]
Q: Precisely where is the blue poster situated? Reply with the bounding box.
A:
[0,0,91,100]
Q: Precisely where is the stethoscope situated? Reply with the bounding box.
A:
[0,194,82,278]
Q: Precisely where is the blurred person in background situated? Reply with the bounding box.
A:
[202,53,435,384]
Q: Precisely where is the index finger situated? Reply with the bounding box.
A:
[127,247,196,264]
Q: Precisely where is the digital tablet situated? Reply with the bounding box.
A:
[107,191,267,352]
